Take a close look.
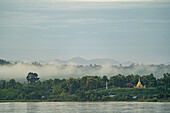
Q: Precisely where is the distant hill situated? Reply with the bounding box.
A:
[68,57,89,65]
[4,57,121,66]
[89,58,120,65]
[41,57,120,65]
[68,57,120,65]
[122,61,134,66]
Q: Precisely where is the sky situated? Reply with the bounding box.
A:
[0,0,170,64]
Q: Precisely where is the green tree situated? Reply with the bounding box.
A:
[27,92,41,99]
[6,79,16,88]
[67,77,79,94]
[79,76,87,90]
[26,72,40,84]
[77,91,86,101]
[110,74,126,87]
[126,74,134,84]
[52,85,62,95]
[142,74,156,87]
[103,75,108,82]
[163,73,170,91]
[59,91,67,100]
[18,92,26,99]
[0,80,6,89]
[86,76,98,90]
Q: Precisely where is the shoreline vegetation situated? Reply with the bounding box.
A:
[0,99,169,102]
[0,73,170,102]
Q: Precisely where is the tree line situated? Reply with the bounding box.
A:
[0,73,169,101]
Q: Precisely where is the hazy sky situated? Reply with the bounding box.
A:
[0,0,170,64]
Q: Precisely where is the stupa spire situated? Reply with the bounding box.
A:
[106,81,108,90]
[134,77,145,88]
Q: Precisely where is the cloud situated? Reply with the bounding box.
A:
[141,19,170,23]
[31,25,69,29]
[42,34,71,38]
[0,11,50,26]
[62,18,113,24]
[0,24,69,30]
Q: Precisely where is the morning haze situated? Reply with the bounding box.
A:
[0,0,170,64]
[0,0,170,108]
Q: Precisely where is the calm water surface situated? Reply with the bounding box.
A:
[0,102,169,113]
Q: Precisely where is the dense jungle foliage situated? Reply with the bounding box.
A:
[0,73,169,102]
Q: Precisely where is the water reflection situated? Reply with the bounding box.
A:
[0,102,169,113]
[137,102,141,113]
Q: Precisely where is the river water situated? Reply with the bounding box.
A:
[0,102,169,113]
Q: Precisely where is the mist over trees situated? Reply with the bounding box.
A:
[0,59,170,81]
[0,59,11,65]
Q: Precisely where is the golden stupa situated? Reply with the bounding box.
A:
[134,77,146,88]
[106,81,108,90]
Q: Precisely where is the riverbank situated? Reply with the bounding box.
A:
[0,98,170,102]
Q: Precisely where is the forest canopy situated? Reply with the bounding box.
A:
[0,73,169,102]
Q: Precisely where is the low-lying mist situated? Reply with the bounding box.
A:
[0,63,169,82]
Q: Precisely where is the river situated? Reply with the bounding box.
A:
[0,102,169,113]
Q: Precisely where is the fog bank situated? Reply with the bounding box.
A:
[0,63,169,82]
